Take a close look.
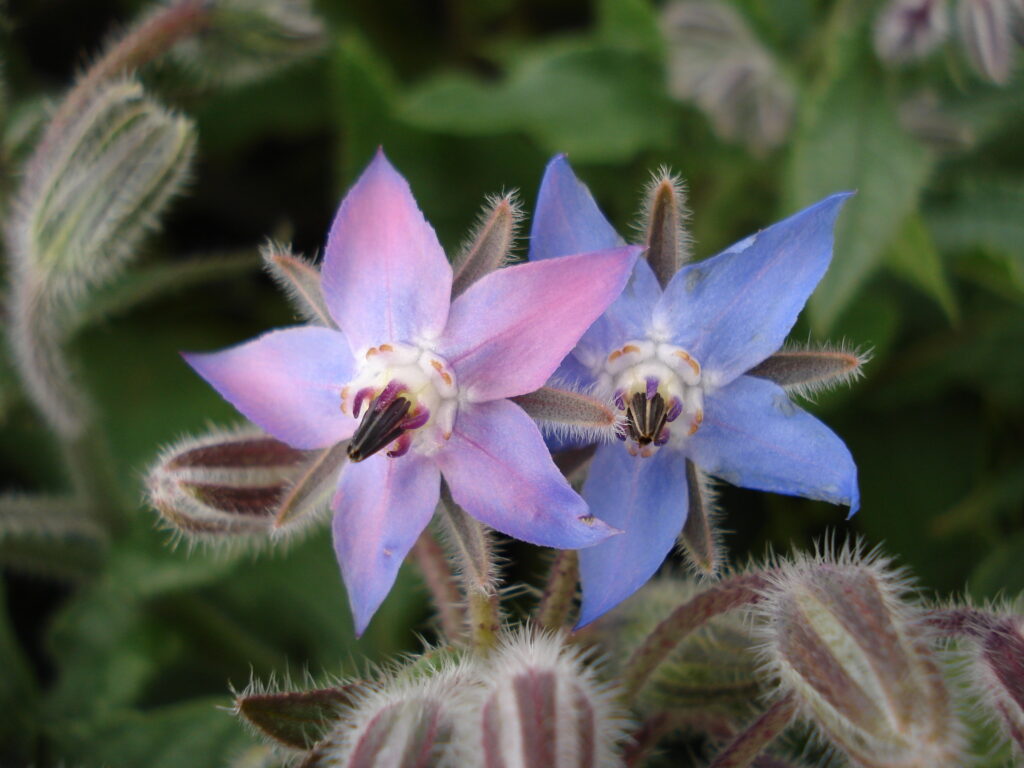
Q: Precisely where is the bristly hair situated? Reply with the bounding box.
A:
[531,374,626,447]
[676,465,729,581]
[260,240,335,328]
[751,339,872,402]
[453,189,524,270]
[633,165,694,268]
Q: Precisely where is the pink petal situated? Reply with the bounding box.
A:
[435,399,618,548]
[321,149,452,350]
[332,453,441,635]
[438,247,641,402]
[183,326,357,450]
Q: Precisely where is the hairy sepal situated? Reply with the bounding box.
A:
[746,342,870,400]
[452,191,522,297]
[678,461,726,578]
[262,243,335,327]
[511,385,619,446]
[234,679,363,750]
[637,166,693,288]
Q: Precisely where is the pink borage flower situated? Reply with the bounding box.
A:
[184,150,640,633]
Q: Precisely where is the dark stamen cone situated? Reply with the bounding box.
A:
[347,394,412,462]
[626,391,668,445]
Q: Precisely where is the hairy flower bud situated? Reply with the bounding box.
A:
[753,547,963,767]
[302,667,468,768]
[874,0,950,64]
[957,0,1015,83]
[146,427,344,546]
[453,632,628,767]
[235,682,361,750]
[172,0,325,85]
[969,611,1024,753]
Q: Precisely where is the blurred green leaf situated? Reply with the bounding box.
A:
[885,214,958,322]
[401,41,673,163]
[596,0,663,52]
[54,697,255,768]
[969,533,1024,601]
[788,64,932,333]
[0,583,38,765]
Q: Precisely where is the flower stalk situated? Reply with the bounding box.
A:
[535,549,579,631]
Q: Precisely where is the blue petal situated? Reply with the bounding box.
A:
[577,443,689,627]
[653,193,853,385]
[686,375,859,513]
[528,155,623,261]
[332,453,440,635]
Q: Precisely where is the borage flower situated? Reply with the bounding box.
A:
[185,151,640,632]
[530,157,859,626]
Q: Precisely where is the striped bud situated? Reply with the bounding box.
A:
[171,0,324,86]
[957,0,1015,84]
[969,610,1024,754]
[146,427,344,546]
[753,547,963,768]
[454,631,627,767]
[874,0,950,64]
[302,667,468,768]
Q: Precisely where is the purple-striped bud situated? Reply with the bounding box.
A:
[753,548,963,767]
[455,632,627,767]
[874,0,950,64]
[302,667,468,768]
[957,0,1015,83]
[971,612,1024,754]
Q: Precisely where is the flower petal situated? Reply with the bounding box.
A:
[654,193,852,385]
[577,443,688,627]
[183,327,357,450]
[439,248,641,402]
[321,149,452,351]
[332,453,440,635]
[529,155,662,372]
[686,375,859,513]
[435,399,618,549]
[528,154,624,260]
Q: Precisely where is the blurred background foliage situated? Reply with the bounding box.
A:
[0,0,1022,764]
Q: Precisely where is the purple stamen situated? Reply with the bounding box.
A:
[613,389,626,411]
[375,379,406,410]
[646,376,659,399]
[654,427,670,446]
[665,396,683,423]
[352,387,375,419]
[401,407,430,431]
[386,432,413,459]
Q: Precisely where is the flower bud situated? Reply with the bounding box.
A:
[971,612,1024,753]
[10,79,195,305]
[172,0,325,86]
[302,667,468,768]
[957,0,1015,84]
[146,427,343,546]
[874,0,950,64]
[454,631,628,767]
[753,549,963,767]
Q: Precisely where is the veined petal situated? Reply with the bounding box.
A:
[577,443,688,627]
[321,149,451,351]
[686,375,859,513]
[183,327,356,450]
[528,154,623,261]
[439,247,640,402]
[435,399,617,549]
[332,453,440,635]
[654,193,852,385]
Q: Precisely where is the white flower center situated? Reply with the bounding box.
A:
[596,339,704,457]
[342,342,458,459]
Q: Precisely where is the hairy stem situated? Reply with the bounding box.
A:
[708,695,797,768]
[535,550,579,631]
[620,572,769,700]
[409,530,465,644]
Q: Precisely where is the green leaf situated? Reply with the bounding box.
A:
[884,214,958,322]
[787,63,932,333]
[969,533,1024,601]
[400,41,673,163]
[596,0,663,52]
[0,584,39,765]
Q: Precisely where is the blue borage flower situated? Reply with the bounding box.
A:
[184,150,641,633]
[529,156,860,626]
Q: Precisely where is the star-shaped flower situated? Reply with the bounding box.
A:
[185,150,640,632]
[530,156,859,626]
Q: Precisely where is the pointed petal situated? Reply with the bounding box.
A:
[528,155,623,261]
[183,327,357,450]
[654,193,852,385]
[332,453,440,634]
[436,400,617,549]
[439,248,640,402]
[321,150,451,350]
[686,375,859,513]
[577,443,688,627]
